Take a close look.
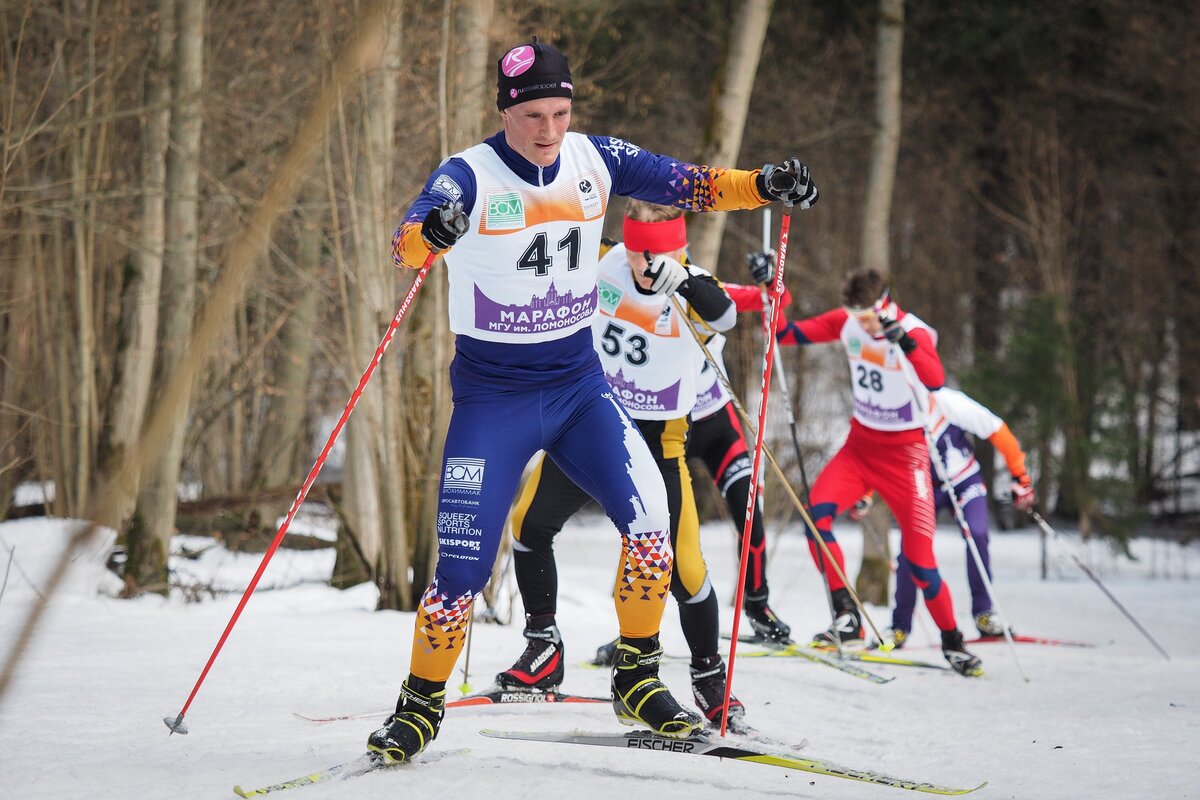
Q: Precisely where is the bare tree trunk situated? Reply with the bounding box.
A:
[855,0,904,606]
[129,0,205,594]
[686,0,773,272]
[447,0,495,606]
[401,0,494,603]
[1,207,38,518]
[860,0,904,274]
[246,184,321,531]
[369,1,408,614]
[336,0,411,606]
[99,1,174,531]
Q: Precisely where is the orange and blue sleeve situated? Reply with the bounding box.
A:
[590,135,769,212]
[392,221,434,270]
[392,157,478,270]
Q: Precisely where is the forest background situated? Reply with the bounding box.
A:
[2,0,1197,612]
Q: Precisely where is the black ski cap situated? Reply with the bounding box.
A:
[496,39,574,111]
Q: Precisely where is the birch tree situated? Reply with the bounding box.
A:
[855,0,904,605]
[686,0,773,272]
[99,1,174,531]
[393,0,494,603]
[335,0,413,608]
[127,0,205,593]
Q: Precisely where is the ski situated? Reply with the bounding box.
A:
[803,645,952,672]
[717,720,809,752]
[293,709,389,724]
[480,729,986,795]
[966,633,1096,648]
[233,753,385,796]
[741,643,894,684]
[448,688,610,706]
[294,688,608,723]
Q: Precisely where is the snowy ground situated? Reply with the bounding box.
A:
[1,511,1196,800]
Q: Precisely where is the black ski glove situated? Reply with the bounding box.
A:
[755,157,819,209]
[881,317,918,353]
[422,200,468,252]
[746,250,776,285]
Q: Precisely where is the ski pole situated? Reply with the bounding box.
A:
[893,350,1029,681]
[1027,510,1170,660]
[674,300,890,652]
[717,206,791,736]
[755,209,845,652]
[163,254,435,736]
[459,600,477,695]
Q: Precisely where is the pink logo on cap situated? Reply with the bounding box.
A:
[502,46,535,77]
[510,89,519,98]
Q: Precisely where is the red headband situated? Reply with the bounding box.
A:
[623,216,687,255]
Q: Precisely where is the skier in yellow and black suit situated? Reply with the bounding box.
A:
[494,198,747,728]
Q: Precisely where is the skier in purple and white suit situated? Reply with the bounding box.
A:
[365,38,819,764]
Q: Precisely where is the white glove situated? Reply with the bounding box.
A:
[644,255,689,296]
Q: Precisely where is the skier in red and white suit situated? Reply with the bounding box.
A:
[745,266,982,675]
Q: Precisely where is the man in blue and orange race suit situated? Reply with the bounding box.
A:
[366,38,819,763]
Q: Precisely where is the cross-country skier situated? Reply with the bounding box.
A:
[855,386,1036,647]
[497,199,747,727]
[367,38,819,764]
[742,261,982,676]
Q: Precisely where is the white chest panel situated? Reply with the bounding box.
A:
[592,244,703,420]
[445,134,611,342]
[839,314,934,432]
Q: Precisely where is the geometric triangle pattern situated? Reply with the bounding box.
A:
[410,578,475,681]
[661,163,722,213]
[613,527,672,636]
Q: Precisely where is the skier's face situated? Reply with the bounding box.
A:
[501,97,572,167]
[851,309,884,335]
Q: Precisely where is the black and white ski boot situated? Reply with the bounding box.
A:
[591,637,619,667]
[811,590,866,648]
[366,676,445,764]
[941,629,984,677]
[690,655,745,727]
[744,598,793,645]
[611,635,703,738]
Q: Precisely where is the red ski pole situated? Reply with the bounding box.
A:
[720,207,791,736]
[164,254,435,735]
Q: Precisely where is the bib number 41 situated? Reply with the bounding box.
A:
[516,227,581,276]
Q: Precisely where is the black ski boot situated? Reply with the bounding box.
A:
[811,588,865,648]
[744,597,793,645]
[591,637,620,667]
[690,655,745,727]
[941,629,984,677]
[611,635,703,738]
[366,676,445,764]
[495,616,564,691]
